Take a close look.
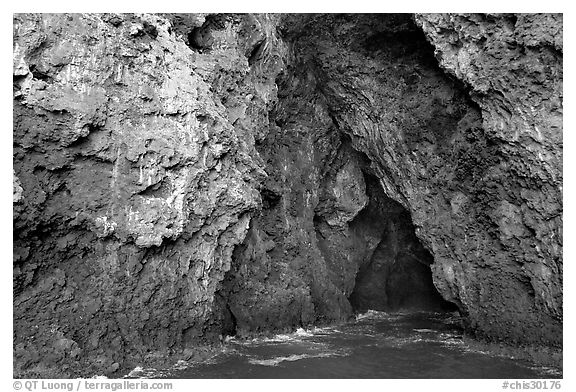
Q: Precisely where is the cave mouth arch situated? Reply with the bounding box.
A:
[347,173,457,314]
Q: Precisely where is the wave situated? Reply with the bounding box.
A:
[125,350,229,379]
[530,366,562,377]
[294,327,314,337]
[375,331,463,348]
[126,366,165,378]
[355,309,391,321]
[253,334,296,343]
[242,326,330,345]
[248,351,345,367]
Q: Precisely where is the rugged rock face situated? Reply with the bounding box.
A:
[414,14,563,344]
[270,13,562,347]
[13,13,285,376]
[13,13,562,377]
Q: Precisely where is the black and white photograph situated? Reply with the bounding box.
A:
[8,2,568,388]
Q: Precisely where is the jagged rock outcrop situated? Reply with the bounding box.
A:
[13,13,562,377]
[414,14,563,343]
[13,13,285,377]
[276,13,562,346]
[217,86,372,335]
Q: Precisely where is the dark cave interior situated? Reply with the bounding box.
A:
[214,13,463,338]
[348,173,457,313]
[11,13,563,378]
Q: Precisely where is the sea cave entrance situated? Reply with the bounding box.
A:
[347,173,457,313]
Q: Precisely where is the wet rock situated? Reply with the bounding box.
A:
[13,12,562,377]
[13,12,284,377]
[276,13,562,346]
[414,13,562,345]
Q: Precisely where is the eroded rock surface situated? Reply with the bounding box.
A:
[277,13,562,346]
[414,14,562,342]
[13,13,284,377]
[13,13,562,377]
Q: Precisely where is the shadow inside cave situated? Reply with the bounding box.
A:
[348,173,457,314]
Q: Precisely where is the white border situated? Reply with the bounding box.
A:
[2,4,572,390]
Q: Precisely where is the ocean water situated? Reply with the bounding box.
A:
[126,311,562,379]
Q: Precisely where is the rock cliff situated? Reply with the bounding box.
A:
[13,13,562,377]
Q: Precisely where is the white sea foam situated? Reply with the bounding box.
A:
[377,331,464,348]
[124,350,227,379]
[256,333,295,343]
[437,332,464,346]
[172,360,191,370]
[248,351,343,367]
[531,366,562,377]
[311,326,340,334]
[354,309,415,322]
[246,327,320,344]
[125,366,164,378]
[355,309,390,321]
[294,327,314,337]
